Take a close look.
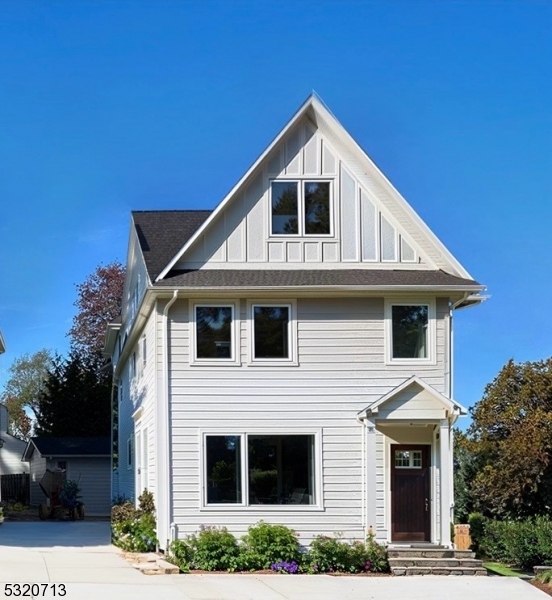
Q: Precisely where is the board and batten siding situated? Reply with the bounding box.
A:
[176,117,425,271]
[166,295,449,544]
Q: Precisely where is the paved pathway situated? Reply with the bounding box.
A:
[0,522,549,599]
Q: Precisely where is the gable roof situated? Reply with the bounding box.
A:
[357,375,467,418]
[22,436,111,461]
[133,210,212,282]
[155,94,476,283]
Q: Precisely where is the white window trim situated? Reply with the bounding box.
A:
[126,435,133,470]
[189,301,240,367]
[269,179,334,239]
[247,300,298,366]
[384,298,436,366]
[141,334,147,371]
[200,429,323,511]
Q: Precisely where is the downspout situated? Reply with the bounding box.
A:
[448,293,470,399]
[159,290,179,552]
[446,292,469,531]
[356,414,367,533]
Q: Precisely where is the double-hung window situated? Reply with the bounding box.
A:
[249,301,297,364]
[271,181,332,236]
[191,303,239,365]
[385,299,435,364]
[203,433,317,507]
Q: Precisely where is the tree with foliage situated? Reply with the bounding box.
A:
[457,358,552,519]
[0,349,53,439]
[68,261,125,368]
[35,352,111,437]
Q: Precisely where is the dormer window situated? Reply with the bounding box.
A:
[271,181,331,236]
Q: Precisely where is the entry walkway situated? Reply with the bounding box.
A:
[0,522,548,599]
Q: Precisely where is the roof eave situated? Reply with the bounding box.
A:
[151,283,485,294]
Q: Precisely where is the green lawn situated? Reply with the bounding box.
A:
[483,562,531,577]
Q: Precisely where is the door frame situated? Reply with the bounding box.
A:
[390,444,431,542]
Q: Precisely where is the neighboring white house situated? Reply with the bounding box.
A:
[22,437,111,516]
[105,94,486,552]
[0,404,29,476]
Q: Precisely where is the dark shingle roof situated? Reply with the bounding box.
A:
[132,210,212,281]
[131,211,481,291]
[31,437,111,457]
[156,269,481,289]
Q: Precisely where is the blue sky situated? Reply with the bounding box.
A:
[0,1,550,424]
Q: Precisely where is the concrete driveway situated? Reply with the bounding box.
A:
[0,522,549,599]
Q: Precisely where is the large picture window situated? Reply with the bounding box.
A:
[204,433,316,506]
[205,435,242,504]
[271,181,331,236]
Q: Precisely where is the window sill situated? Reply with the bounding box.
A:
[247,359,299,367]
[385,358,437,367]
[190,360,242,367]
[200,504,324,512]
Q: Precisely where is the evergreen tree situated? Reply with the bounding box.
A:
[35,353,111,437]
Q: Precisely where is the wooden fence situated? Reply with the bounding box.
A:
[1,473,30,503]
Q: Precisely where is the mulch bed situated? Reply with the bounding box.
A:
[530,580,552,597]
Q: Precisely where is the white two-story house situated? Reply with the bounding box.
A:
[105,95,485,552]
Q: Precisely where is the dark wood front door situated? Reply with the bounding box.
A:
[391,444,430,542]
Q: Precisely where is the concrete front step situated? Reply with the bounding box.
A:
[388,547,486,576]
[387,548,476,559]
[389,557,483,569]
[392,566,488,576]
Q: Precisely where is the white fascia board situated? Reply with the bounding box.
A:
[155,95,317,282]
[0,330,5,354]
[358,375,467,418]
[152,284,485,295]
[311,98,474,280]
[22,439,37,462]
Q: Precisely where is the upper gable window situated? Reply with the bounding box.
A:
[385,300,436,364]
[271,181,331,236]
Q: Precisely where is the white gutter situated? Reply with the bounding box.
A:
[157,290,179,552]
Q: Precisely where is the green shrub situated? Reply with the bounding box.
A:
[138,489,155,515]
[537,570,552,584]
[307,535,362,573]
[468,512,485,554]
[111,501,138,524]
[112,513,158,552]
[187,526,241,571]
[481,517,552,570]
[59,479,81,510]
[168,539,194,572]
[241,521,300,569]
[364,533,389,572]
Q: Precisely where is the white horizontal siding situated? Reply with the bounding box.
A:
[166,295,449,543]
